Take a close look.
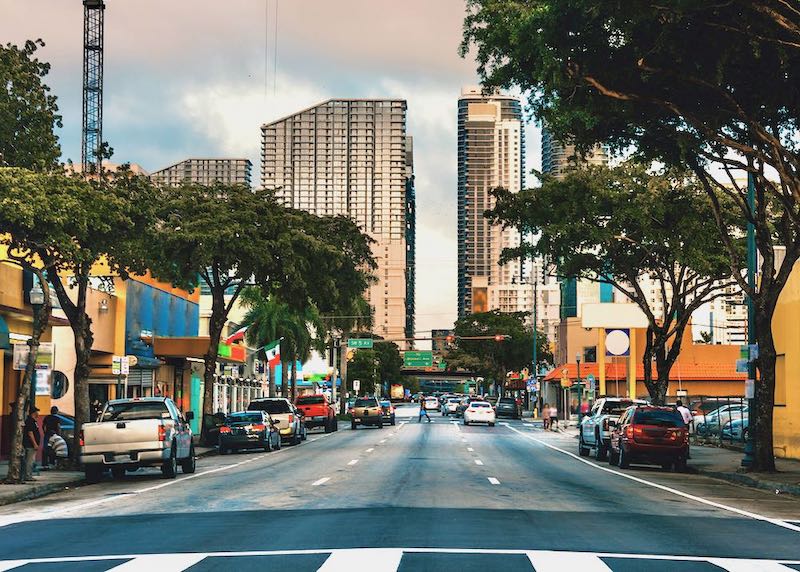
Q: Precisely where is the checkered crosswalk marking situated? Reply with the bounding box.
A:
[2,549,799,571]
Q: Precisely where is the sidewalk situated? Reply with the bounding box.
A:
[689,444,800,497]
[0,441,216,507]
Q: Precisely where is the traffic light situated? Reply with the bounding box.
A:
[494,334,507,342]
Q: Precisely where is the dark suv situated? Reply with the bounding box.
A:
[495,397,519,419]
[609,406,689,472]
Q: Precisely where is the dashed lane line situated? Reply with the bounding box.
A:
[366,448,375,453]
[467,447,474,452]
[474,459,484,466]
[502,423,800,534]
[347,459,359,466]
[312,477,330,486]
[488,477,500,485]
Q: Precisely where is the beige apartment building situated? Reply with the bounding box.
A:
[150,158,252,187]
[457,87,528,319]
[260,99,415,343]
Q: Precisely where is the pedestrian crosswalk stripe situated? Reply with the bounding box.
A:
[2,548,799,571]
[487,477,500,485]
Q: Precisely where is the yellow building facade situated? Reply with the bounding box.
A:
[772,263,800,460]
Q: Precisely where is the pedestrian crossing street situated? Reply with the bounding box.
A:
[2,548,799,571]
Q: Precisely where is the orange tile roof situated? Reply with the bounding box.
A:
[543,361,746,383]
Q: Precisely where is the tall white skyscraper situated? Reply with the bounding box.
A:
[457,86,527,318]
[261,99,415,342]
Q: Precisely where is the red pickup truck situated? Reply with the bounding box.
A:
[295,394,338,433]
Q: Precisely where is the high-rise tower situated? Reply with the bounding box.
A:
[457,87,526,319]
[261,99,415,343]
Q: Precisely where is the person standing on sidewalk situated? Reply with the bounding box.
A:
[676,400,693,459]
[542,403,550,430]
[549,404,559,431]
[42,406,61,470]
[21,406,41,482]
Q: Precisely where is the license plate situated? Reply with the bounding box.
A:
[314,416,325,421]
[355,418,362,422]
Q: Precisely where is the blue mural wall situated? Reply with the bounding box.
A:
[125,280,199,366]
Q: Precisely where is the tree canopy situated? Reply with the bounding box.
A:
[487,162,741,403]
[461,0,800,470]
[0,40,61,170]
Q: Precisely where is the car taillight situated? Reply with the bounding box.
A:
[79,430,85,447]
[624,426,634,439]
[633,426,644,438]
[252,424,266,431]
[287,414,294,423]
[219,426,231,434]
[158,425,167,441]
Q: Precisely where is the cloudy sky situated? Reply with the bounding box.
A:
[1,0,542,338]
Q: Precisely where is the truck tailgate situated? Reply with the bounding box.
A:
[82,419,167,454]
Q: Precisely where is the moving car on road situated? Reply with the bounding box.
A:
[248,398,307,445]
[80,397,195,482]
[579,397,647,460]
[463,401,496,426]
[295,394,338,433]
[351,397,384,429]
[495,397,520,419]
[380,399,396,426]
[609,405,689,472]
[218,411,281,454]
[441,397,462,416]
[422,396,440,411]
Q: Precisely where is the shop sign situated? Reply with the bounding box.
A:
[13,342,55,371]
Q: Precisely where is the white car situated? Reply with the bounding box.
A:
[441,397,461,416]
[463,401,496,426]
[423,397,440,411]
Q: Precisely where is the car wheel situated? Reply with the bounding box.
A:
[378,419,384,429]
[608,446,619,466]
[351,421,357,430]
[264,437,273,452]
[219,446,228,455]
[111,466,126,480]
[182,445,196,473]
[464,420,469,426]
[162,443,178,478]
[578,435,590,457]
[674,456,688,473]
[594,434,607,461]
[618,443,630,469]
[661,461,673,471]
[324,420,332,433]
[489,422,495,427]
[84,465,103,483]
[291,429,301,446]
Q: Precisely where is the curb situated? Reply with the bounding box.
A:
[698,469,800,498]
[0,478,84,507]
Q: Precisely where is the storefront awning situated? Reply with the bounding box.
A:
[153,337,246,363]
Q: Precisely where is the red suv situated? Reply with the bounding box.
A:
[609,406,688,472]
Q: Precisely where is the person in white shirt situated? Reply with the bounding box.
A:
[676,400,693,459]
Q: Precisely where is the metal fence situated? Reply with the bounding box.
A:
[679,395,749,448]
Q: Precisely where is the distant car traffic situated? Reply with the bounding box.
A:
[248,398,307,445]
[379,400,396,426]
[609,405,688,472]
[351,397,384,429]
[495,397,519,419]
[463,401,496,426]
[218,411,281,454]
[423,396,440,411]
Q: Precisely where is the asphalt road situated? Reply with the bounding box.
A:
[1,404,800,571]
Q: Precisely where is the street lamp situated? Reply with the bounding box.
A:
[28,284,45,412]
[576,352,583,424]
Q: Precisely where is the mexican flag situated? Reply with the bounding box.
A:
[265,339,281,367]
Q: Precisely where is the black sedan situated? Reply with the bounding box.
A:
[218,411,281,454]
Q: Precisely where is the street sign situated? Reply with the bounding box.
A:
[353,379,361,392]
[587,374,595,384]
[404,351,433,367]
[348,338,374,349]
[112,355,129,376]
[735,358,748,373]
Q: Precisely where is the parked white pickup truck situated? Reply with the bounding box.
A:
[80,397,195,482]
[579,397,648,460]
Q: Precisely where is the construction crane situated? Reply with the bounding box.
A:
[81,0,105,176]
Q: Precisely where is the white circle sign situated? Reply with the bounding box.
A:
[605,329,630,356]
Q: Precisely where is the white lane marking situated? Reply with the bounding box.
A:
[366,448,375,453]
[388,433,395,438]
[3,549,798,567]
[105,553,207,571]
[467,447,474,452]
[347,459,359,466]
[311,477,330,486]
[474,459,484,466]
[502,423,800,533]
[488,477,500,485]
[379,439,387,444]
[708,559,796,571]
[528,551,612,571]
[319,549,403,572]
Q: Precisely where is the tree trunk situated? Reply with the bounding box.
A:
[202,289,226,446]
[280,357,288,398]
[753,296,779,472]
[339,335,349,415]
[290,356,297,401]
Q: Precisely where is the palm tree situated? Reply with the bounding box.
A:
[240,287,326,399]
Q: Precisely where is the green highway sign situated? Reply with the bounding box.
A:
[348,338,374,349]
[404,351,433,367]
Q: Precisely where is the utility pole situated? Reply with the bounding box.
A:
[742,172,757,469]
[339,335,349,416]
[532,267,539,416]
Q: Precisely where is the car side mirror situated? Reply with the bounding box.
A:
[185,411,194,422]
